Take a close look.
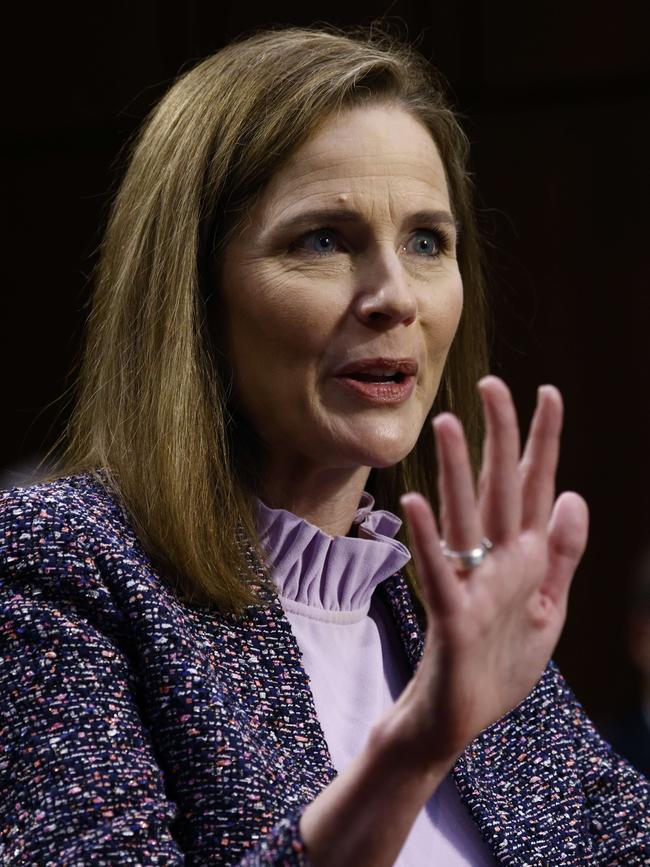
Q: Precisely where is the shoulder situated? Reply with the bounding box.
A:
[2,467,126,528]
[512,660,644,770]
[0,471,170,660]
[514,662,650,820]
[461,659,649,796]
[455,661,649,859]
[0,471,142,589]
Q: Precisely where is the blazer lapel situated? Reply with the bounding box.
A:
[234,553,339,795]
[379,572,595,866]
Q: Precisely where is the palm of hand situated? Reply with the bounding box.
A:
[395,377,589,765]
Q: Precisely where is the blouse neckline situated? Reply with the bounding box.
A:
[255,491,411,620]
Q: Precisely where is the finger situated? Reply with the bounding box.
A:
[433,413,483,553]
[436,424,450,541]
[477,376,522,544]
[520,385,563,530]
[400,492,462,615]
[542,491,589,607]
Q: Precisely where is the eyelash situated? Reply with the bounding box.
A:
[292,226,454,258]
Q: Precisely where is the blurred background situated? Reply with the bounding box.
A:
[2,1,649,771]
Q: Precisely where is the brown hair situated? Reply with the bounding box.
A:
[42,24,489,614]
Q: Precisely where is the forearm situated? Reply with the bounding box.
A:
[299,714,455,867]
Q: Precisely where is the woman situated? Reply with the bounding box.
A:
[0,25,648,866]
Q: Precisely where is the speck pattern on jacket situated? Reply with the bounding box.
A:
[0,473,648,865]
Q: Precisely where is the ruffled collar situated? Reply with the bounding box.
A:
[255,492,411,616]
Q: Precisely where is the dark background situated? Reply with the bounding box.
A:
[2,1,649,725]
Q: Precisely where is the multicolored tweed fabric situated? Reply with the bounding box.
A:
[0,472,648,865]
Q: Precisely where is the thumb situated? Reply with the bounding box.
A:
[543,491,589,606]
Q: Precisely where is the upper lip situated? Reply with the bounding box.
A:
[334,357,419,377]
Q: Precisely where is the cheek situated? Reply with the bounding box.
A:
[224,263,341,390]
[421,273,464,359]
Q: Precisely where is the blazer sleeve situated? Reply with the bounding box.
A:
[0,486,312,866]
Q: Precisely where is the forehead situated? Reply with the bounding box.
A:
[253,104,451,220]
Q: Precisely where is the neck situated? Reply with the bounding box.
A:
[259,461,372,537]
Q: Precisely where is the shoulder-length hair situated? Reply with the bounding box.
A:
[43,24,489,614]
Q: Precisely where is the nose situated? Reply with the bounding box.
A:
[352,247,417,328]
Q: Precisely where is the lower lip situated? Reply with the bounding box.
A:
[334,375,416,403]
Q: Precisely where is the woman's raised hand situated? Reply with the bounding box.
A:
[300,377,589,866]
[390,375,589,769]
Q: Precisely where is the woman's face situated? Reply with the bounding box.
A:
[219,104,463,477]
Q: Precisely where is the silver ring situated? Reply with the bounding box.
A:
[440,537,493,570]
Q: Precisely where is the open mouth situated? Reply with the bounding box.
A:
[334,371,415,404]
[332,358,417,402]
[343,372,406,383]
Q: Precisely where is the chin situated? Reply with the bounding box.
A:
[335,432,420,470]
[370,449,417,469]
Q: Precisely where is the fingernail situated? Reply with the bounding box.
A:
[432,412,452,428]
[538,384,554,400]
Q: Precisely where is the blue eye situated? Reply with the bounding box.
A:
[407,229,443,257]
[301,229,339,255]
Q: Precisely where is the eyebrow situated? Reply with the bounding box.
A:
[267,207,459,237]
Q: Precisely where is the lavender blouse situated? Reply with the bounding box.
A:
[256,492,497,865]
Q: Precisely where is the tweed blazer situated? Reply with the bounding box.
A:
[0,472,648,866]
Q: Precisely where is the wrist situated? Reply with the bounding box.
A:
[300,712,453,867]
[366,705,458,796]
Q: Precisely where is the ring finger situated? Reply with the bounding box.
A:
[433,413,483,560]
